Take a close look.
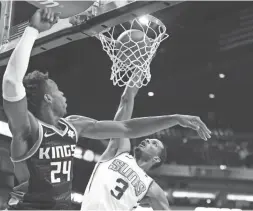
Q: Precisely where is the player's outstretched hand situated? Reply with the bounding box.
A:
[30,8,59,33]
[175,115,212,141]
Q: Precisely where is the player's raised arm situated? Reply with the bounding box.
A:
[146,182,170,210]
[69,113,211,141]
[2,9,58,160]
[99,80,140,161]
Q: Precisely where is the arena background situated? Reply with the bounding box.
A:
[0,1,253,210]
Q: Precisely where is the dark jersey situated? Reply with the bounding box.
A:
[10,118,77,210]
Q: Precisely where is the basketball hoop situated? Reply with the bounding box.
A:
[97,15,169,88]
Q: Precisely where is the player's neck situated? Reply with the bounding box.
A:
[39,109,61,127]
[136,159,151,172]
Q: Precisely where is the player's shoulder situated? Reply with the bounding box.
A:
[65,115,94,121]
[146,181,163,198]
[64,115,97,137]
[122,152,134,159]
[115,151,133,159]
[99,151,131,163]
[65,115,82,121]
[64,115,96,127]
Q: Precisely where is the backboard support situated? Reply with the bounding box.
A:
[0,0,183,67]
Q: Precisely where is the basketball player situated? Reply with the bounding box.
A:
[80,77,209,210]
[2,9,211,209]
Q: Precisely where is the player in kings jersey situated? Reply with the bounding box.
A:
[9,119,78,209]
[3,9,211,210]
[81,75,211,210]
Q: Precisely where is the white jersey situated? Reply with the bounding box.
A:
[81,153,153,211]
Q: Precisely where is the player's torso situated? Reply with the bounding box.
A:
[82,153,153,211]
[21,118,77,209]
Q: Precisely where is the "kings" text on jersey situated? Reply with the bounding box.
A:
[39,144,76,159]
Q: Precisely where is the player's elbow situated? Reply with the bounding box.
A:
[2,76,25,101]
[3,65,18,85]
[2,76,14,91]
[87,120,131,139]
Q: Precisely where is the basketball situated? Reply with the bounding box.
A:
[115,29,153,66]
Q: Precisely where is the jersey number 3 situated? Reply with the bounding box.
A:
[111,178,129,200]
[51,161,71,183]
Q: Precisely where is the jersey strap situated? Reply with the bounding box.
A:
[60,117,78,143]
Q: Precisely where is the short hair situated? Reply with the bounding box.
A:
[23,70,49,117]
[151,143,167,169]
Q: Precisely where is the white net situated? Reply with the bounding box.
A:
[97,15,169,88]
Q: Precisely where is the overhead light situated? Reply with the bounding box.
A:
[83,150,95,162]
[139,16,149,25]
[148,92,154,97]
[209,93,215,99]
[172,191,216,199]
[219,73,225,78]
[74,147,101,162]
[94,154,101,162]
[220,165,227,170]
[71,192,83,204]
[0,121,12,137]
[73,147,83,159]
[227,194,253,202]
[206,199,211,204]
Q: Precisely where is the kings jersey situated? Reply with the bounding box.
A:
[11,118,77,210]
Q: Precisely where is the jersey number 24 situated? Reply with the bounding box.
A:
[51,161,72,183]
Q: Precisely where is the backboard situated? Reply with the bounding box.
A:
[0,0,183,67]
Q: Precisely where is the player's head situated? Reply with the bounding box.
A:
[23,70,67,118]
[134,138,167,170]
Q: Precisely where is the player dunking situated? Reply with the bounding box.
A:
[3,9,211,210]
[80,76,210,210]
